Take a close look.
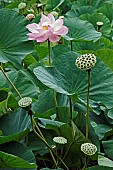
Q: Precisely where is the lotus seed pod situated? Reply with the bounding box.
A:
[81,143,97,156]
[18,97,32,108]
[53,137,67,144]
[26,14,35,21]
[96,22,103,26]
[97,21,103,31]
[75,54,96,70]
[18,2,26,10]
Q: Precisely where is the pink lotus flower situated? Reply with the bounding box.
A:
[26,13,68,43]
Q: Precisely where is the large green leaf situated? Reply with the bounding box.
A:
[0,70,39,99]
[41,168,63,170]
[80,13,111,37]
[0,92,18,117]
[0,108,31,144]
[0,8,33,64]
[52,44,71,61]
[72,41,98,51]
[59,123,85,167]
[95,49,113,72]
[0,151,36,169]
[28,131,55,156]
[98,155,113,168]
[95,124,113,140]
[74,110,100,150]
[85,165,113,170]
[103,140,113,160]
[46,0,65,10]
[71,0,106,9]
[33,89,55,114]
[66,6,95,18]
[97,3,113,22]
[64,17,101,42]
[0,141,37,169]
[0,99,7,117]
[38,118,65,131]
[34,51,113,108]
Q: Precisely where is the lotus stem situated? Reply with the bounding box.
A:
[48,39,51,65]
[31,117,69,170]
[54,91,59,116]
[0,65,22,99]
[97,22,103,49]
[87,0,91,5]
[69,97,75,139]
[31,116,57,167]
[86,69,91,142]
[69,97,73,121]
[70,40,73,51]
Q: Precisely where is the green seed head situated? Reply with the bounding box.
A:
[18,97,32,108]
[96,22,103,26]
[53,137,67,144]
[81,143,97,156]
[75,54,96,70]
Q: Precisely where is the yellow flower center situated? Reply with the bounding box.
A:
[42,26,48,30]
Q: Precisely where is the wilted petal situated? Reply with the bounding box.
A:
[54,26,68,35]
[36,33,49,42]
[26,23,39,33]
[53,19,63,31]
[49,34,59,42]
[48,13,55,23]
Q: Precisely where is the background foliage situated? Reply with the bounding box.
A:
[0,0,113,169]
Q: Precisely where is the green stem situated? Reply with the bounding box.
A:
[87,0,91,5]
[69,97,73,122]
[48,39,51,65]
[54,91,59,116]
[32,117,45,138]
[69,97,75,139]
[97,27,100,49]
[57,142,73,168]
[86,69,91,142]
[31,117,69,170]
[42,5,45,14]
[33,127,57,166]
[70,40,73,51]
[0,65,22,99]
[31,117,57,167]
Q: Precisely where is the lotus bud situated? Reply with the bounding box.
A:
[75,54,96,70]
[26,14,35,21]
[18,97,32,108]
[18,2,26,10]
[37,3,43,8]
[59,16,64,19]
[53,137,67,144]
[81,143,97,156]
[51,11,58,17]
